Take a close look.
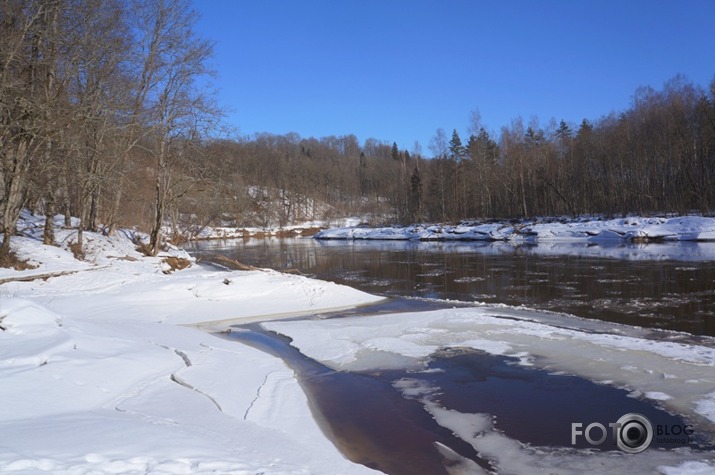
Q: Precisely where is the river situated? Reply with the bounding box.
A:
[186,237,715,336]
[185,237,715,474]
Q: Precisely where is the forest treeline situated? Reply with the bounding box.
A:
[199,74,715,230]
[2,1,715,261]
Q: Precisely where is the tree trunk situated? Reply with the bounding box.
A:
[149,136,169,256]
[106,172,125,236]
[0,141,32,259]
[149,187,164,256]
[43,193,55,245]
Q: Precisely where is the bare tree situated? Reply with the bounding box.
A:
[128,0,216,255]
[0,0,59,257]
[59,0,132,250]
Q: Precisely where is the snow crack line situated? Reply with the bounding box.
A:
[243,370,278,420]
[173,348,192,367]
[157,344,222,412]
[170,373,223,412]
[156,344,193,367]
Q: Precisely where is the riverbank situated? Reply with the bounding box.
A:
[0,214,382,474]
[314,216,715,242]
[171,215,715,243]
[175,217,364,241]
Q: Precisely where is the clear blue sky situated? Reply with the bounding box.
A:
[191,0,715,155]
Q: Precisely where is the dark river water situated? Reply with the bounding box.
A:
[186,237,715,336]
[186,237,715,473]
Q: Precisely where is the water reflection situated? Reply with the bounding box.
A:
[186,238,715,336]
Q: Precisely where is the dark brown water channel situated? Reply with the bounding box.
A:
[222,323,492,474]
[189,238,715,473]
[222,320,713,475]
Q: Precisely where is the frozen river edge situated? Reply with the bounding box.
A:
[0,216,384,475]
[1,214,715,474]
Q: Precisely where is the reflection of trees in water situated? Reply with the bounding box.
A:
[191,239,715,336]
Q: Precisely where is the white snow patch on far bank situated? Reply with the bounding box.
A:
[315,216,715,243]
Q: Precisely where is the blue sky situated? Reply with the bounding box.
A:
[191,0,715,154]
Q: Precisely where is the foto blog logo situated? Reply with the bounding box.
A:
[571,413,654,454]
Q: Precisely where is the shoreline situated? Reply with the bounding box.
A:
[312,216,715,243]
[0,217,385,475]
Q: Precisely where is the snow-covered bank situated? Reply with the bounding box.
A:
[312,236,715,263]
[0,298,378,474]
[314,216,715,243]
[1,214,382,474]
[182,217,365,240]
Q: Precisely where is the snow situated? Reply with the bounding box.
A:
[314,216,715,262]
[1,298,345,474]
[694,391,715,422]
[0,213,382,474]
[314,215,715,243]
[3,211,715,474]
[186,217,364,240]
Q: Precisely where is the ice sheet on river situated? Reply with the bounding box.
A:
[264,305,715,473]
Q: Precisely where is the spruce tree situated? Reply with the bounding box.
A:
[449,129,465,161]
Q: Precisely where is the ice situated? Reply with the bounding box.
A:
[647,392,674,401]
[315,216,715,243]
[658,461,715,475]
[265,306,715,430]
[694,391,715,422]
[271,296,715,473]
[392,368,715,474]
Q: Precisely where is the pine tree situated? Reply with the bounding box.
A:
[556,120,572,140]
[524,126,545,147]
[391,142,400,161]
[449,129,465,161]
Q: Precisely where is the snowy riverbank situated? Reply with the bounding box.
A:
[314,216,715,243]
[2,213,715,474]
[0,215,382,474]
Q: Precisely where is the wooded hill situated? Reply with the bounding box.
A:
[183,75,715,232]
[2,0,714,260]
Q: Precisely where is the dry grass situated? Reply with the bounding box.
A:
[69,241,85,260]
[162,256,192,273]
[0,250,38,270]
